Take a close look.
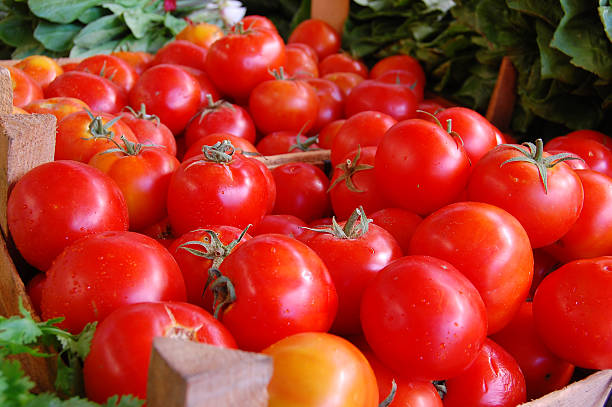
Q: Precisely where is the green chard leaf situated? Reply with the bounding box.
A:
[0,14,35,47]
[124,10,163,39]
[506,0,564,26]
[163,12,187,35]
[78,6,107,24]
[73,14,127,48]
[599,2,612,42]
[28,0,103,24]
[34,21,81,52]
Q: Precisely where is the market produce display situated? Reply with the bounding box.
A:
[0,2,611,407]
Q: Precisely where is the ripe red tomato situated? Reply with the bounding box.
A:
[25,273,46,316]
[318,53,368,78]
[41,231,187,333]
[369,55,426,89]
[467,140,584,248]
[376,69,424,102]
[528,249,560,300]
[317,119,345,149]
[7,160,128,271]
[6,65,43,107]
[303,77,345,134]
[129,64,201,135]
[564,128,612,146]
[375,119,471,215]
[409,202,533,334]
[271,162,331,223]
[234,15,278,33]
[256,130,319,156]
[284,45,319,79]
[344,79,418,121]
[215,234,338,351]
[175,65,221,107]
[151,39,209,72]
[443,339,527,407]
[120,105,177,156]
[490,302,574,400]
[361,255,488,380]
[286,42,319,63]
[206,25,285,103]
[76,54,138,93]
[84,301,236,403]
[263,332,378,407]
[302,208,402,335]
[369,207,422,255]
[288,19,341,60]
[23,96,90,122]
[88,140,180,231]
[250,214,308,239]
[533,256,612,369]
[46,70,126,114]
[248,75,319,135]
[544,135,612,178]
[167,141,269,236]
[322,72,364,98]
[14,55,63,91]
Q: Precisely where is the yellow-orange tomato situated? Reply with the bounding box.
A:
[175,22,223,49]
[5,65,43,107]
[111,51,153,75]
[23,97,90,122]
[14,55,63,90]
[263,332,379,407]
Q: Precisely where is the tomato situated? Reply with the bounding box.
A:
[328,147,389,220]
[256,130,319,156]
[167,141,269,236]
[139,217,175,248]
[272,162,331,223]
[60,61,79,72]
[84,301,236,403]
[533,256,612,369]
[120,105,177,156]
[151,40,209,72]
[318,53,368,78]
[322,72,364,98]
[543,170,612,262]
[184,97,256,147]
[88,139,180,231]
[168,226,251,309]
[528,249,560,300]
[235,15,278,33]
[317,119,345,149]
[442,339,526,407]
[303,78,345,134]
[6,65,43,107]
[416,99,447,118]
[46,70,126,114]
[263,332,378,407]
[41,231,186,333]
[250,214,308,239]
[76,54,138,94]
[129,64,201,135]
[369,55,426,89]
[361,255,488,380]
[214,234,338,351]
[544,135,612,178]
[175,21,224,49]
[490,302,574,400]
[25,273,46,317]
[248,73,319,135]
[376,69,424,102]
[111,51,153,75]
[284,45,319,79]
[409,202,533,334]
[375,119,471,215]
[369,208,422,255]
[564,128,612,147]
[14,55,63,91]
[23,96,90,122]
[183,132,258,161]
[286,42,319,63]
[249,155,277,214]
[330,110,396,166]
[302,208,402,335]
[206,25,285,103]
[7,160,129,271]
[55,110,138,163]
[544,149,590,170]
[345,79,418,121]
[288,19,341,60]
[467,140,584,248]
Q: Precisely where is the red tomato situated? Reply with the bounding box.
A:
[317,119,345,149]
[6,65,43,107]
[443,339,526,407]
[416,99,447,117]
[272,162,331,223]
[120,105,177,156]
[206,25,285,103]
[46,71,126,114]
[533,256,612,369]
[248,74,319,135]
[83,301,236,403]
[139,217,175,248]
[360,255,488,380]
[167,141,269,236]
[345,79,418,121]
[263,332,378,407]
[409,201,533,334]
[183,132,258,161]
[249,156,277,214]
[235,15,278,33]
[303,77,345,134]
[490,302,574,400]
[129,64,201,135]
[329,147,389,220]
[250,214,308,238]
[543,170,612,262]
[60,62,79,72]
[25,273,46,316]
[184,98,256,147]
[288,19,341,60]
[322,72,364,98]
[55,110,138,163]
[111,51,153,75]
[7,160,129,271]
[544,135,612,178]
[369,55,426,89]
[302,208,402,335]
[376,69,424,102]
[544,149,590,170]
[375,119,471,215]
[168,226,251,309]
[22,96,90,122]
[284,46,319,79]
[175,65,221,107]
[286,42,319,63]
[467,140,584,248]
[330,110,396,166]
[318,53,368,78]
[14,55,63,91]
[88,140,180,231]
[369,208,422,255]
[41,231,187,333]
[256,130,319,156]
[151,40,209,71]
[76,54,138,94]
[216,234,338,351]
[565,128,612,147]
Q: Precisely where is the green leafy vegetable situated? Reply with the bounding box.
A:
[27,0,104,24]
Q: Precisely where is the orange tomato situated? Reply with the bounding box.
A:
[5,65,43,107]
[175,22,223,49]
[23,97,90,122]
[111,51,153,75]
[14,55,63,90]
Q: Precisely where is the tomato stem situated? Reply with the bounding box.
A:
[327,146,374,193]
[304,206,372,239]
[379,379,397,407]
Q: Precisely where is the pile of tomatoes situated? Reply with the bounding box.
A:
[4,13,612,407]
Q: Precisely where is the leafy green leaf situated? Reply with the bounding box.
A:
[535,19,587,85]
[101,395,144,407]
[33,21,81,52]
[73,14,127,48]
[163,12,187,35]
[78,6,108,24]
[124,10,163,39]
[599,3,612,42]
[0,358,35,407]
[0,14,34,47]
[506,0,564,26]
[27,0,103,24]
[69,40,121,57]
